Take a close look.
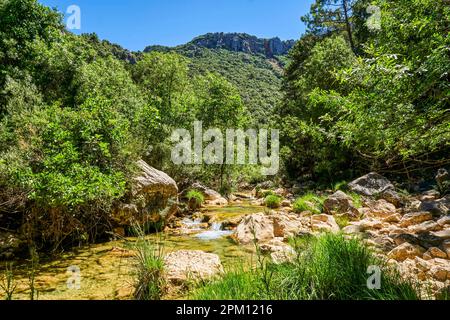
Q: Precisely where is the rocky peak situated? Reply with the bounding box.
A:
[188,33,295,57]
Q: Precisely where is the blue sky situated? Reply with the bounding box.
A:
[38,0,314,51]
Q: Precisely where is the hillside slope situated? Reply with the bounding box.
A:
[144,33,296,124]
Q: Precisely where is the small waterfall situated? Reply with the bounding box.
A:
[195,221,233,240]
[210,222,223,231]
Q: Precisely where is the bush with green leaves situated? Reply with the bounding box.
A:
[265,195,282,209]
[0,96,139,246]
[279,0,450,182]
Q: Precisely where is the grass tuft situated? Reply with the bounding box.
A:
[293,193,325,214]
[186,190,205,210]
[132,225,166,300]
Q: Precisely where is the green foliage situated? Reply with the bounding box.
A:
[293,193,325,214]
[332,181,348,192]
[186,190,205,210]
[152,46,284,125]
[193,234,419,300]
[334,215,350,229]
[264,195,282,209]
[280,0,450,182]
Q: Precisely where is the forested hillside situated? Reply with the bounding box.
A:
[145,33,293,124]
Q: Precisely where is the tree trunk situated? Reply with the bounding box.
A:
[342,0,356,54]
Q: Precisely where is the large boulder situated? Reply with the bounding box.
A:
[348,172,394,197]
[233,213,274,244]
[112,160,178,228]
[164,250,224,285]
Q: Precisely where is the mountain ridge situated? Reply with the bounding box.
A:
[144,32,296,58]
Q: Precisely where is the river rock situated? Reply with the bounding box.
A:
[419,196,450,216]
[164,250,224,285]
[342,224,364,235]
[233,213,274,244]
[431,229,450,240]
[437,216,450,226]
[425,247,448,259]
[381,190,402,207]
[348,172,394,197]
[358,218,384,231]
[388,243,426,261]
[323,191,359,218]
[409,221,441,233]
[272,214,308,238]
[399,212,433,228]
[311,214,340,233]
[429,259,450,281]
[260,238,297,264]
[189,183,228,206]
[366,199,397,218]
[382,213,402,223]
[281,199,292,207]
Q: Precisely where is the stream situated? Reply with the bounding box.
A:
[1,202,263,300]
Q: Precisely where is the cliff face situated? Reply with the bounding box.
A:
[190,33,295,57]
[144,33,296,57]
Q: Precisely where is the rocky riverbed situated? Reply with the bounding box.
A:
[1,171,450,300]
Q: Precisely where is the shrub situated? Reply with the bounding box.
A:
[293,193,325,214]
[186,190,205,210]
[265,195,281,209]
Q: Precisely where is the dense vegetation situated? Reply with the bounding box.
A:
[278,0,450,184]
[0,0,250,249]
[146,44,286,125]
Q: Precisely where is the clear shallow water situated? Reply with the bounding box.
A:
[1,202,262,300]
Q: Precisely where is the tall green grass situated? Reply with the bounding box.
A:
[192,234,419,300]
[132,225,166,300]
[293,193,326,214]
